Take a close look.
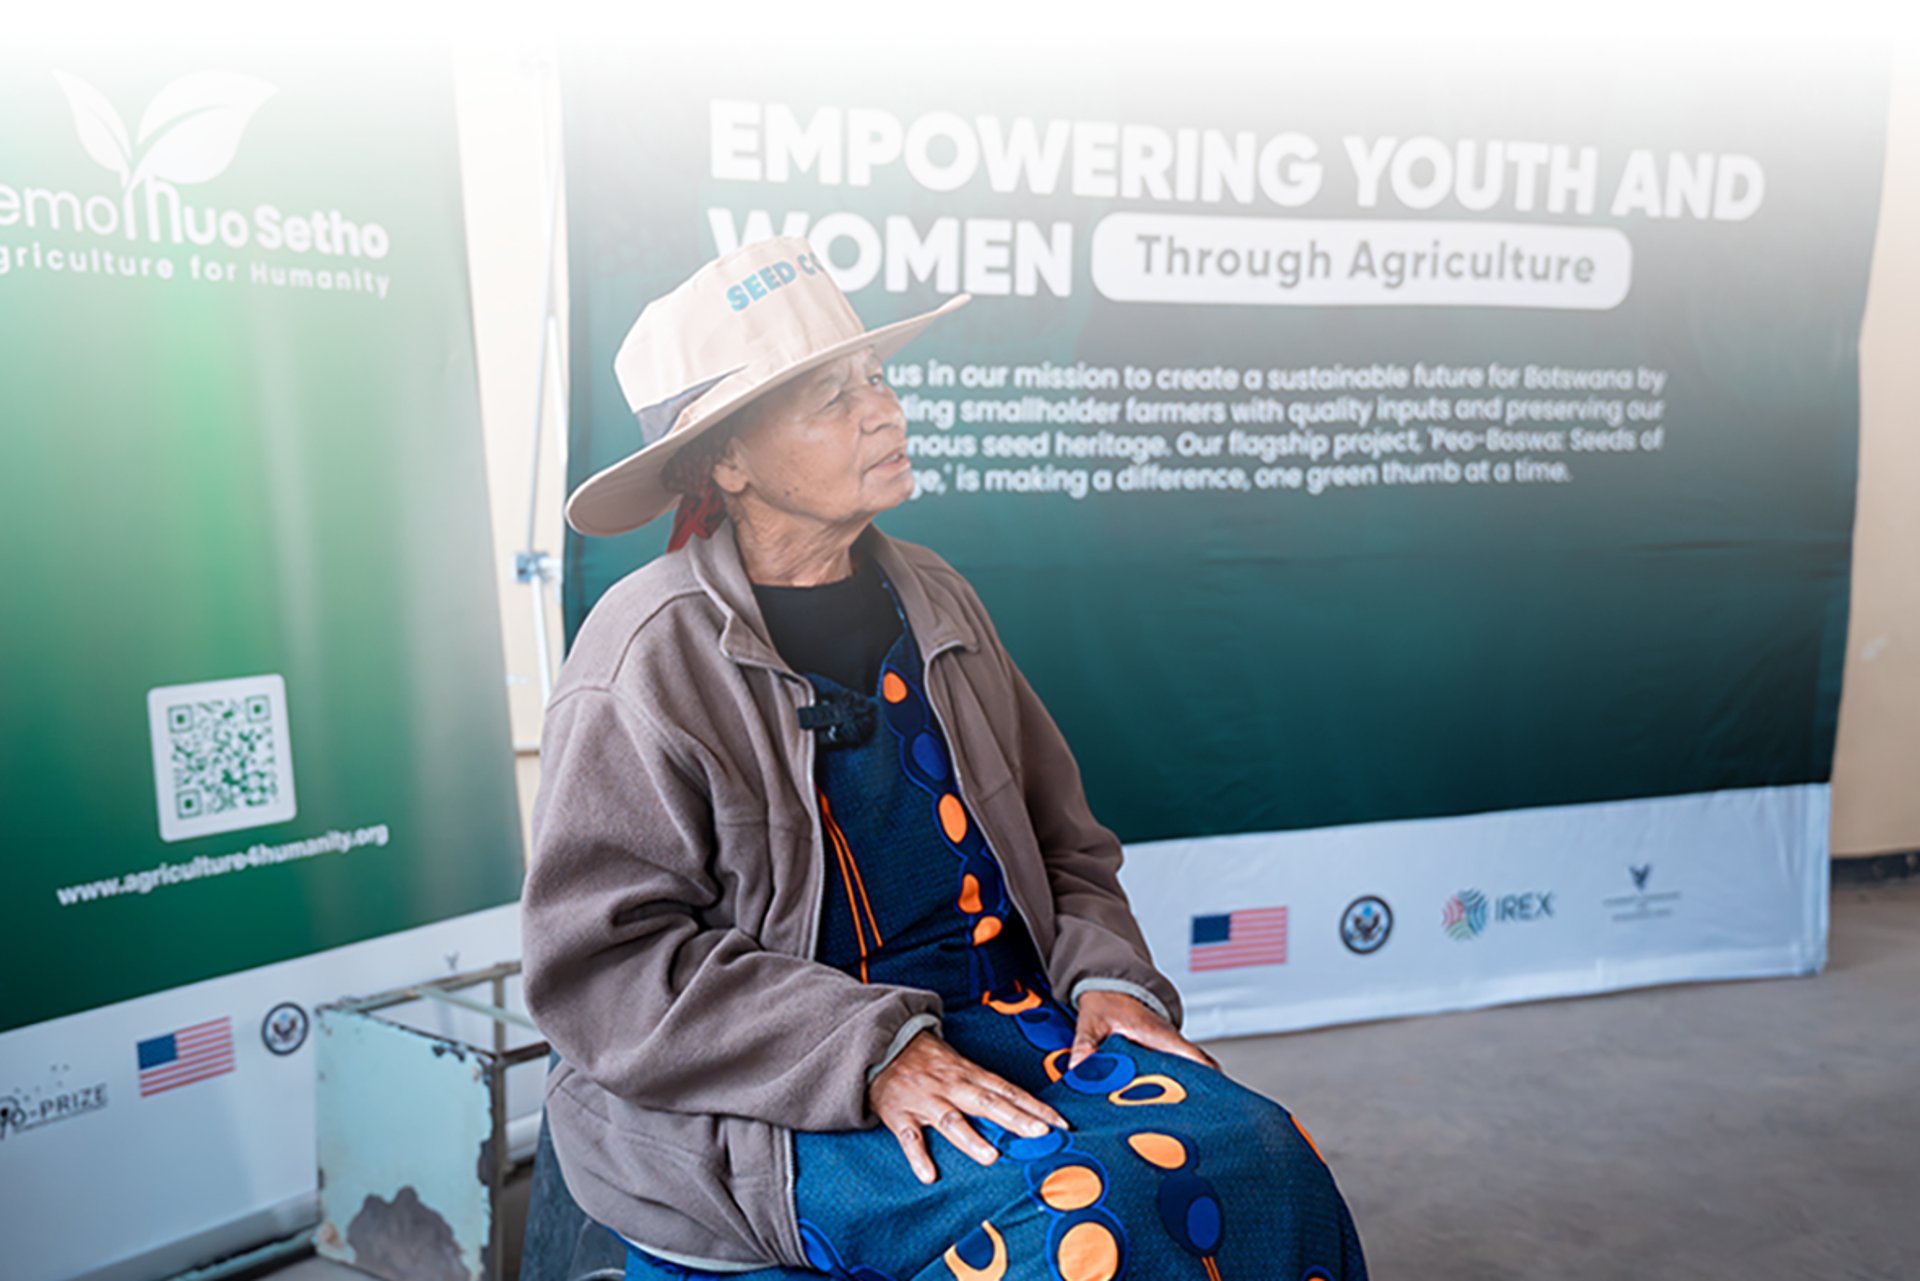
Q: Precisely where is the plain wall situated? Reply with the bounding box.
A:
[452,38,1920,866]
[1833,40,1920,858]
[453,41,568,864]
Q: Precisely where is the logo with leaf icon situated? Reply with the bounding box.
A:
[50,69,276,192]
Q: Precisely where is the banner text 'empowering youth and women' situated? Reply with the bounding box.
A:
[701,101,1767,305]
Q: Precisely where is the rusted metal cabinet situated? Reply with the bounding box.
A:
[314,962,548,1281]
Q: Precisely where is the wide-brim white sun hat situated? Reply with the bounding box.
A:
[565,234,972,538]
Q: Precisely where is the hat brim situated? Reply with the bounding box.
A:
[565,291,973,538]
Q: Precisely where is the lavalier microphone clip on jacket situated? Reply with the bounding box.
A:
[797,688,877,748]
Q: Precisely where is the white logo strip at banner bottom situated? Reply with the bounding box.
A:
[1120,784,1830,1041]
[0,905,526,1281]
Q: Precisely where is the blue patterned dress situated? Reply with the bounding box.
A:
[617,559,1368,1281]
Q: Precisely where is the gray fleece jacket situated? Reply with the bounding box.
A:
[520,515,1183,1271]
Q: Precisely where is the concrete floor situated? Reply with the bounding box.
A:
[270,880,1920,1281]
[1223,878,1920,1281]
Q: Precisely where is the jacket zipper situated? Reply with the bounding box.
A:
[717,661,822,1268]
[919,640,1045,975]
[788,670,820,1265]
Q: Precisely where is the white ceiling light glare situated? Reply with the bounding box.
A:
[11,0,1904,74]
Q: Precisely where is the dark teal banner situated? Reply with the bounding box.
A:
[561,45,1885,844]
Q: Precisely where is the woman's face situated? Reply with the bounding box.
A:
[709,345,912,529]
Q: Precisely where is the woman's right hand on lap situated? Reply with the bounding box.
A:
[868,1030,1071,1184]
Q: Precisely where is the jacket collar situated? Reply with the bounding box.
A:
[684,516,978,678]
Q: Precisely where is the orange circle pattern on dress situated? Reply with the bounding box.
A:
[1125,1131,1189,1170]
[939,793,969,842]
[1109,1074,1189,1106]
[940,1220,1007,1280]
[1039,1164,1105,1212]
[1055,1221,1121,1281]
[984,983,1041,1015]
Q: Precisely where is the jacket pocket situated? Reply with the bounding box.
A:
[556,1066,776,1183]
[546,1065,799,1267]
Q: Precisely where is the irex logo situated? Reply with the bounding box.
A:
[1494,892,1554,922]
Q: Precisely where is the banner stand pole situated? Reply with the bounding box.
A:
[513,44,567,708]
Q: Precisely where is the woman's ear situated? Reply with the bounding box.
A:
[709,433,748,497]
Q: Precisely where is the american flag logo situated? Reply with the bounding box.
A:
[136,1017,236,1097]
[1189,906,1289,971]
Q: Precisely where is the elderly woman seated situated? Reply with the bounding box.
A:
[522,236,1369,1281]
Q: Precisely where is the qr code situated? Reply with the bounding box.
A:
[146,674,298,842]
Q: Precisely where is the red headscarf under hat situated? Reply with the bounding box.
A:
[665,473,730,552]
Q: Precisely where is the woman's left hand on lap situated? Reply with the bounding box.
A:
[1069,990,1221,1073]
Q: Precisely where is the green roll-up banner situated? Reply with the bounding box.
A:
[0,45,523,1281]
